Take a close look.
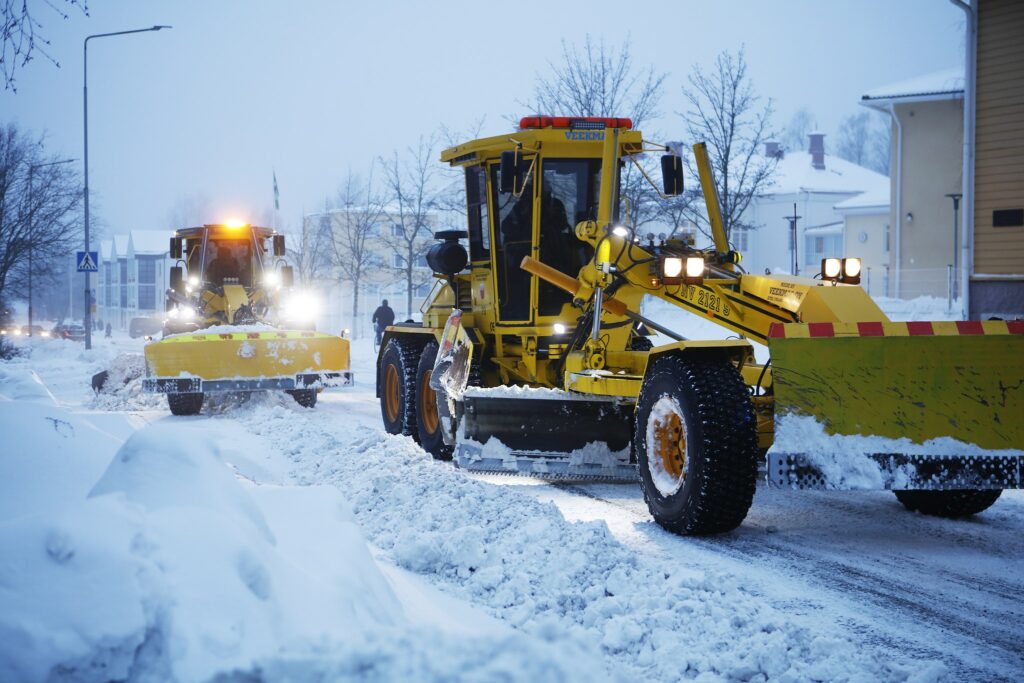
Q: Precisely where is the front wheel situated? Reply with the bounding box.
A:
[894,489,1002,517]
[167,392,204,416]
[634,355,758,535]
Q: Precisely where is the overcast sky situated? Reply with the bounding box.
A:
[1,0,964,238]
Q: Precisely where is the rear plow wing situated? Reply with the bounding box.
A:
[767,320,1024,490]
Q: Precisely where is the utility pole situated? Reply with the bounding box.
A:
[784,203,802,276]
[27,159,77,335]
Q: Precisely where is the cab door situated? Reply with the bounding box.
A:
[489,163,535,323]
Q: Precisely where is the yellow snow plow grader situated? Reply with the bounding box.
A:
[376,116,1023,535]
[142,223,351,415]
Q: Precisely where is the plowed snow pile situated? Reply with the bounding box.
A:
[89,352,166,411]
[243,404,948,682]
[0,375,598,682]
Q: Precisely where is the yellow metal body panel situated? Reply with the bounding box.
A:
[145,331,349,381]
[770,323,1023,449]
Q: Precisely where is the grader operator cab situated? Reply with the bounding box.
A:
[376,116,1023,536]
[141,223,352,415]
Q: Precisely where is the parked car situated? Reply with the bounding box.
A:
[53,323,87,342]
[129,316,163,338]
[21,325,49,337]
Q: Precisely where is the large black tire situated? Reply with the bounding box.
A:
[167,392,204,416]
[630,335,654,352]
[415,341,453,461]
[288,388,318,408]
[894,489,1002,517]
[634,354,758,535]
[379,337,423,439]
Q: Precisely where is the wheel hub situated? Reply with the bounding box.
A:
[646,396,687,496]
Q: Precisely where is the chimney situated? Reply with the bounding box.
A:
[764,141,784,159]
[808,132,825,170]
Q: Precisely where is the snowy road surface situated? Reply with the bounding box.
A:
[2,329,1021,681]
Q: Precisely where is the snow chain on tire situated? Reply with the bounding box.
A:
[416,341,454,461]
[634,354,758,535]
[894,489,1002,517]
[288,388,318,408]
[379,336,427,440]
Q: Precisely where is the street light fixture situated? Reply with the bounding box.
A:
[82,25,171,349]
[27,158,77,335]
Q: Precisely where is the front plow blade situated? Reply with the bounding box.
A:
[143,330,351,393]
[455,392,637,481]
[768,320,1024,490]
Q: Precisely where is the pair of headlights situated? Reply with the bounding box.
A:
[821,257,862,284]
[661,256,706,285]
[167,306,196,321]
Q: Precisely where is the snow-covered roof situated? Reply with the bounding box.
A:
[861,68,963,107]
[113,234,130,257]
[129,230,173,256]
[804,221,843,235]
[834,184,890,213]
[100,240,113,260]
[763,151,889,196]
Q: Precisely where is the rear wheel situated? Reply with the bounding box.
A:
[167,392,204,416]
[379,337,422,438]
[416,341,453,461]
[894,489,1002,517]
[634,354,758,535]
[288,388,318,408]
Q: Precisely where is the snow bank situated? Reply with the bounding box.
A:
[0,384,594,681]
[244,404,947,681]
[88,353,166,411]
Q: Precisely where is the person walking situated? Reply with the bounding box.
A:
[105,322,112,339]
[371,299,395,349]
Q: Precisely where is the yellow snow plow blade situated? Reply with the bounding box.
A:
[768,320,1024,490]
[143,330,352,393]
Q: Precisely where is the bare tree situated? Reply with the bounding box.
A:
[835,111,890,175]
[2,0,89,91]
[379,135,440,319]
[0,123,83,308]
[289,211,331,285]
[679,48,776,244]
[525,35,666,129]
[434,118,486,229]
[327,169,384,338]
[782,106,816,153]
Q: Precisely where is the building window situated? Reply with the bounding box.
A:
[414,283,432,297]
[731,228,749,252]
[391,224,405,237]
[416,254,429,268]
[119,259,128,307]
[137,258,156,284]
[804,234,842,266]
[393,253,404,268]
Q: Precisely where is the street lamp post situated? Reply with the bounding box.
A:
[83,25,171,349]
[27,158,77,335]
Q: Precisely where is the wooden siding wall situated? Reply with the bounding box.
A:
[974,0,1024,275]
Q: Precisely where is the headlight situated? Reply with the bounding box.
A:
[843,257,861,278]
[285,292,320,322]
[611,225,630,238]
[663,257,683,278]
[685,257,705,278]
[821,258,842,279]
[553,322,567,335]
[167,307,179,319]
[40,331,50,338]
[188,275,199,288]
[264,271,280,288]
[180,306,195,321]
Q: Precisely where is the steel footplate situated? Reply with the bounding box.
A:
[769,452,1023,490]
[143,371,353,394]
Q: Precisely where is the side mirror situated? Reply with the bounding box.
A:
[499,150,523,194]
[661,154,684,196]
[280,265,294,288]
[170,266,184,294]
[170,237,182,259]
[273,235,286,256]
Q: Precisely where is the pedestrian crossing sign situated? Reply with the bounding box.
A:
[76,251,99,272]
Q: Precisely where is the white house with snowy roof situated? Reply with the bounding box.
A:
[741,133,890,280]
